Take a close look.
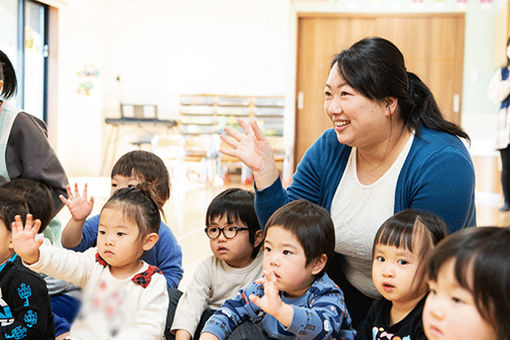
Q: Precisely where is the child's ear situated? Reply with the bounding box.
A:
[142,233,159,251]
[311,253,328,275]
[253,230,264,248]
[7,231,13,250]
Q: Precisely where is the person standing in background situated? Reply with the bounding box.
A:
[488,37,510,211]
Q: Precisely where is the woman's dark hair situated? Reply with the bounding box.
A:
[373,209,447,295]
[111,150,170,211]
[265,200,335,277]
[101,183,162,237]
[0,179,54,233]
[331,37,469,141]
[427,227,510,340]
[0,188,28,230]
[0,50,17,100]
[206,188,261,258]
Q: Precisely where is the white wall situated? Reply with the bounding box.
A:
[55,0,291,177]
[53,0,502,177]
[55,0,107,176]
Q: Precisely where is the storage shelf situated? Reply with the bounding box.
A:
[179,94,285,160]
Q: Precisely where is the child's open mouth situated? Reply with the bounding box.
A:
[382,283,394,292]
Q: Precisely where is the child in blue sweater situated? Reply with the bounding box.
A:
[200,200,356,340]
[60,150,183,290]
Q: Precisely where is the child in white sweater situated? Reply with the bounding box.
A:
[12,184,169,340]
[168,188,264,340]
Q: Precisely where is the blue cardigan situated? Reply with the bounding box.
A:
[256,127,476,234]
[68,214,183,289]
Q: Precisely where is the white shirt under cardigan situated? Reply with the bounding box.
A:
[28,245,168,340]
[171,250,263,336]
[330,133,414,298]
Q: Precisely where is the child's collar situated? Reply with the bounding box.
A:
[94,252,161,288]
[0,253,17,272]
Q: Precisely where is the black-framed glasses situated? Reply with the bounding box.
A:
[204,225,249,239]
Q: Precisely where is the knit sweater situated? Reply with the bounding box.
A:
[202,273,356,340]
[255,127,476,233]
[28,245,168,340]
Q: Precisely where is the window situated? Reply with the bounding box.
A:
[0,0,48,122]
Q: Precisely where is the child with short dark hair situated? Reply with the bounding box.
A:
[358,209,447,340]
[1,178,81,336]
[0,190,54,339]
[60,150,183,289]
[200,200,356,340]
[168,188,264,340]
[1,179,54,232]
[423,226,510,340]
[12,185,169,339]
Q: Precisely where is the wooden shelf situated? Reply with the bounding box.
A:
[179,94,285,163]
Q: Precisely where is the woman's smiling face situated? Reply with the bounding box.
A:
[324,63,392,150]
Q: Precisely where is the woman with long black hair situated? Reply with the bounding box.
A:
[221,37,476,328]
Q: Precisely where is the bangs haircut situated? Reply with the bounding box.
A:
[102,186,161,238]
[265,200,335,276]
[374,209,447,295]
[111,150,170,209]
[373,209,447,257]
[428,227,510,340]
[206,188,261,258]
[0,189,29,230]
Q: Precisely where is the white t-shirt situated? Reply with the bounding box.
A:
[330,133,414,298]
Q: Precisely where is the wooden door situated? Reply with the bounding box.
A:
[295,13,465,165]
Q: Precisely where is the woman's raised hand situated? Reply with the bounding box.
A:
[220,119,279,190]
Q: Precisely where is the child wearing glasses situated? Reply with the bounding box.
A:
[167,188,264,340]
[200,200,356,340]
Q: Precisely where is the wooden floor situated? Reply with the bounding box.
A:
[57,173,510,290]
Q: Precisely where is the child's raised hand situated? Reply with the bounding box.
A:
[59,183,94,222]
[11,214,43,265]
[249,270,284,316]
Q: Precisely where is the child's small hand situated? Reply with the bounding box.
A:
[59,183,94,222]
[11,214,43,265]
[249,270,284,317]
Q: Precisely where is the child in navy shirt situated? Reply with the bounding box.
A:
[0,191,54,339]
[200,200,356,340]
[358,210,447,340]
